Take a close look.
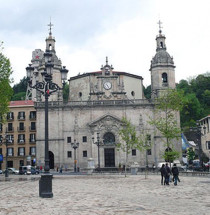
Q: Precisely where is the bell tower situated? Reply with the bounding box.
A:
[150,21,176,98]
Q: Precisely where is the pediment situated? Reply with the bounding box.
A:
[88,114,123,128]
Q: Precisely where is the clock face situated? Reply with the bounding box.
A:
[104,82,112,90]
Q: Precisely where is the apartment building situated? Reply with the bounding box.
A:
[0,100,36,170]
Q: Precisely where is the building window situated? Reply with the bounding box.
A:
[7,123,13,132]
[18,122,25,131]
[147,149,152,155]
[0,123,2,132]
[7,148,14,156]
[131,91,135,96]
[67,151,72,158]
[30,147,36,156]
[7,135,14,143]
[18,112,25,120]
[0,135,2,143]
[83,150,87,157]
[18,134,25,143]
[162,73,168,83]
[29,111,36,120]
[7,112,14,120]
[0,148,2,154]
[18,147,25,156]
[30,134,36,143]
[67,137,71,143]
[7,161,13,168]
[79,92,82,97]
[132,149,136,156]
[206,141,210,150]
[83,136,87,142]
[30,122,36,131]
[20,160,24,166]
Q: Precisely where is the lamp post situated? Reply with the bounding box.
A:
[26,50,68,198]
[92,132,102,171]
[71,139,79,172]
[190,122,206,168]
[3,133,8,178]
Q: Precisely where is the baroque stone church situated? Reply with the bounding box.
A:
[27,23,181,170]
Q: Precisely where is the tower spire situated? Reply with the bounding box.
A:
[48,20,53,36]
[157,20,162,34]
[106,56,108,65]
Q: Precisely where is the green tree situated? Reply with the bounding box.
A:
[11,92,26,101]
[180,93,202,128]
[136,132,152,178]
[63,83,69,101]
[0,42,13,123]
[187,147,195,163]
[143,85,151,99]
[149,89,184,163]
[12,76,28,95]
[117,117,138,177]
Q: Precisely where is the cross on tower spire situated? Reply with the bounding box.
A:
[106,56,108,65]
[157,20,163,34]
[48,20,54,36]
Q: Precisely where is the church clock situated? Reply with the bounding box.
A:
[103,81,112,90]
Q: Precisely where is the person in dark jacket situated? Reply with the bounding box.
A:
[165,163,171,185]
[160,164,166,185]
[172,163,179,186]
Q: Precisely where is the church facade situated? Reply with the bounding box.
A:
[28,24,181,170]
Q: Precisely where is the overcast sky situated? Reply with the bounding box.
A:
[1,0,210,87]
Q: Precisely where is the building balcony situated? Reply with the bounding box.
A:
[29,116,36,120]
[18,139,25,144]
[8,139,14,144]
[6,117,14,121]
[29,126,36,132]
[6,127,14,133]
[29,139,36,144]
[18,116,25,121]
[17,126,25,132]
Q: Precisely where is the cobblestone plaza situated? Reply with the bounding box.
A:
[0,174,210,215]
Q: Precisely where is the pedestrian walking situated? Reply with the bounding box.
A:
[165,163,171,185]
[160,164,166,185]
[59,166,63,173]
[172,163,179,186]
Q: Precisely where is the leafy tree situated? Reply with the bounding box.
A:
[118,117,152,177]
[149,89,184,162]
[12,76,28,94]
[117,117,138,177]
[136,132,152,178]
[143,85,151,99]
[0,42,13,123]
[180,93,202,128]
[63,83,69,101]
[11,92,26,101]
[187,147,195,163]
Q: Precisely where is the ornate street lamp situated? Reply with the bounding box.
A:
[71,139,79,172]
[26,50,68,198]
[92,132,104,171]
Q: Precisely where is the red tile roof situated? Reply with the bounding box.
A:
[9,100,34,107]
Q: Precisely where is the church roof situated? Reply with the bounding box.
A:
[69,71,143,81]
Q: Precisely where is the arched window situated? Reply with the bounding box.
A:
[160,41,163,48]
[162,73,168,83]
[103,132,115,145]
[131,91,135,96]
[79,92,82,97]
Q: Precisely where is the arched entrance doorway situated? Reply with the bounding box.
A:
[49,151,54,169]
[103,132,115,167]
